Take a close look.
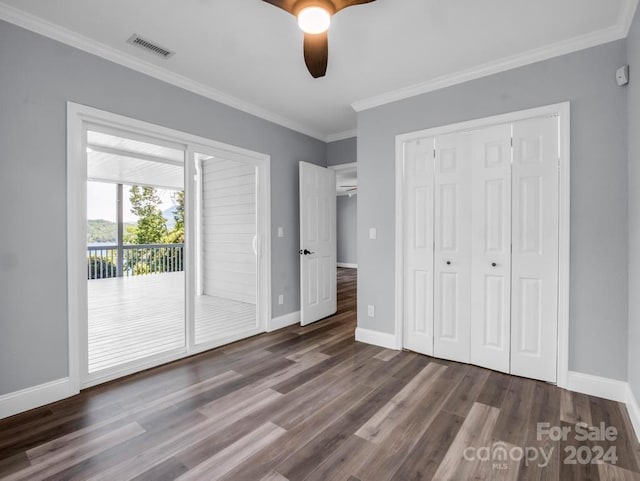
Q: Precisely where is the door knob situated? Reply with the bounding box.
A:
[299,249,314,255]
[446,261,451,265]
[491,262,497,267]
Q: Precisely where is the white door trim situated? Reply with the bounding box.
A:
[67,101,271,390]
[394,102,571,388]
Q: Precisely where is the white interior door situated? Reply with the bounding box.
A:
[510,116,559,382]
[403,137,435,356]
[299,161,337,325]
[469,124,512,373]
[433,132,472,363]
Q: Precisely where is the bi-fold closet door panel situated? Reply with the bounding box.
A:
[469,124,513,373]
[403,137,435,356]
[510,116,559,383]
[433,132,472,363]
[401,116,559,383]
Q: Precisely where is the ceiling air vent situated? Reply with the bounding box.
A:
[127,34,174,59]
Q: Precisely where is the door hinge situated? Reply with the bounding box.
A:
[510,137,514,164]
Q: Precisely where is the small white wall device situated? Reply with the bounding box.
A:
[616,65,630,86]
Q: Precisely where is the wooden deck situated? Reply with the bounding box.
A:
[88,272,256,373]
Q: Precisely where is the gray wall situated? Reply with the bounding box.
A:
[327,137,357,166]
[628,8,640,401]
[0,20,326,395]
[357,40,629,381]
[337,195,357,265]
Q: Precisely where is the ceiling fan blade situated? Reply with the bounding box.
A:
[332,0,376,13]
[303,32,328,78]
[261,0,296,15]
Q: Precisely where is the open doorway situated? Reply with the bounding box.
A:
[330,162,357,270]
[330,162,357,318]
[298,161,357,326]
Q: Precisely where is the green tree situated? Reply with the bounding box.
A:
[129,186,167,244]
[123,224,138,244]
[87,256,117,279]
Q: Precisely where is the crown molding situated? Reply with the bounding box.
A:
[0,2,328,141]
[621,0,640,36]
[3,1,636,139]
[326,129,357,142]
[352,2,637,113]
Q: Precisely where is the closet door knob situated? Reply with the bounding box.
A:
[491,262,497,267]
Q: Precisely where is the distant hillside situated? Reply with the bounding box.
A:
[88,207,175,242]
[87,219,134,243]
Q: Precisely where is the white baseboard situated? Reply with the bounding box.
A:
[567,374,640,442]
[269,311,300,332]
[566,371,628,403]
[0,377,77,420]
[626,384,640,443]
[355,327,399,350]
[337,263,357,268]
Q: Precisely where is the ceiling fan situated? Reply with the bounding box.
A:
[262,0,376,78]
[340,184,358,197]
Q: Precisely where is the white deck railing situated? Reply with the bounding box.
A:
[87,243,184,279]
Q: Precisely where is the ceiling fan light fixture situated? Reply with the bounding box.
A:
[297,6,331,34]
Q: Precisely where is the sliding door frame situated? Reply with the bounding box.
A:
[394,102,570,388]
[67,102,271,390]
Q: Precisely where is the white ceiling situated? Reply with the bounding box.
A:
[1,0,637,140]
[87,130,184,190]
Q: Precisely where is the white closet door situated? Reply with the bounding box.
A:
[403,137,435,356]
[470,124,512,373]
[433,132,472,362]
[510,116,559,382]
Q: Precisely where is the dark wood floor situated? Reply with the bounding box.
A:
[1,267,639,480]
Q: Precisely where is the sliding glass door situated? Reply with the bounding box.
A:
[69,103,270,389]
[191,151,262,349]
[85,126,186,384]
